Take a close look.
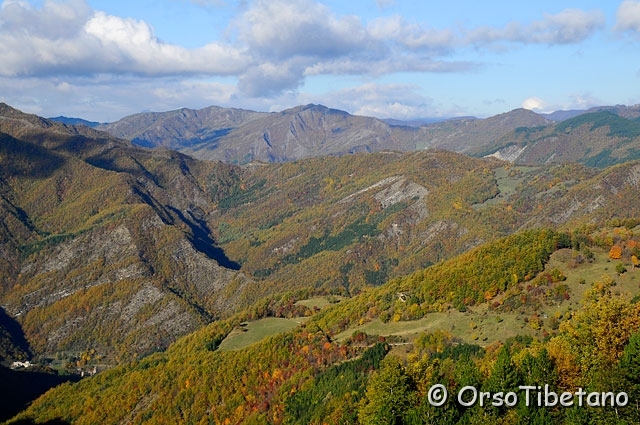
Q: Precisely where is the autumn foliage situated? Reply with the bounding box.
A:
[609,244,623,259]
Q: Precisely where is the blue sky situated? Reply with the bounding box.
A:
[0,0,639,122]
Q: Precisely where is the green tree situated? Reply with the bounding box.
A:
[619,331,640,422]
[516,350,558,424]
[358,356,415,425]
[620,331,640,389]
[483,346,521,417]
[486,346,521,393]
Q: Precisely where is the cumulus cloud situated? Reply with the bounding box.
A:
[522,97,546,111]
[615,0,640,33]
[83,12,248,75]
[232,0,371,96]
[0,0,92,37]
[469,8,605,46]
[233,0,474,96]
[238,59,309,97]
[237,0,367,59]
[0,0,249,77]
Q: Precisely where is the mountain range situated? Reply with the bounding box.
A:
[84,103,640,166]
[2,101,640,423]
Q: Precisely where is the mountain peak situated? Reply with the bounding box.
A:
[0,103,58,134]
[283,104,351,116]
[0,102,35,119]
[486,107,552,125]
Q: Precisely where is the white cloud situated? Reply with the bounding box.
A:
[469,8,605,46]
[0,0,249,77]
[237,0,367,59]
[233,0,372,96]
[521,93,603,114]
[0,0,92,38]
[238,59,308,97]
[615,0,640,33]
[367,15,457,52]
[533,9,605,43]
[522,97,546,111]
[83,12,249,75]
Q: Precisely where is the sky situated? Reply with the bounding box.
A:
[0,0,639,122]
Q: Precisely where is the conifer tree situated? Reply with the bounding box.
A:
[484,345,521,417]
[358,356,415,425]
[620,331,640,421]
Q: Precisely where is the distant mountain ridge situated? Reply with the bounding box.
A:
[415,107,553,153]
[91,102,640,165]
[48,116,102,128]
[95,104,560,164]
[98,104,417,163]
[96,105,267,149]
[482,109,640,167]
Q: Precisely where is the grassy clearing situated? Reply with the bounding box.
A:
[335,244,640,348]
[218,317,304,351]
[494,166,537,195]
[474,166,537,209]
[334,310,540,347]
[218,296,341,352]
[546,247,640,300]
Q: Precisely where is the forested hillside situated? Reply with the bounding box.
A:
[7,226,640,424]
[0,104,253,364]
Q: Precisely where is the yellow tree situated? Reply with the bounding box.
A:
[553,276,640,386]
[609,245,623,259]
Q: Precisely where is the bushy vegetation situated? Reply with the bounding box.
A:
[7,269,640,424]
